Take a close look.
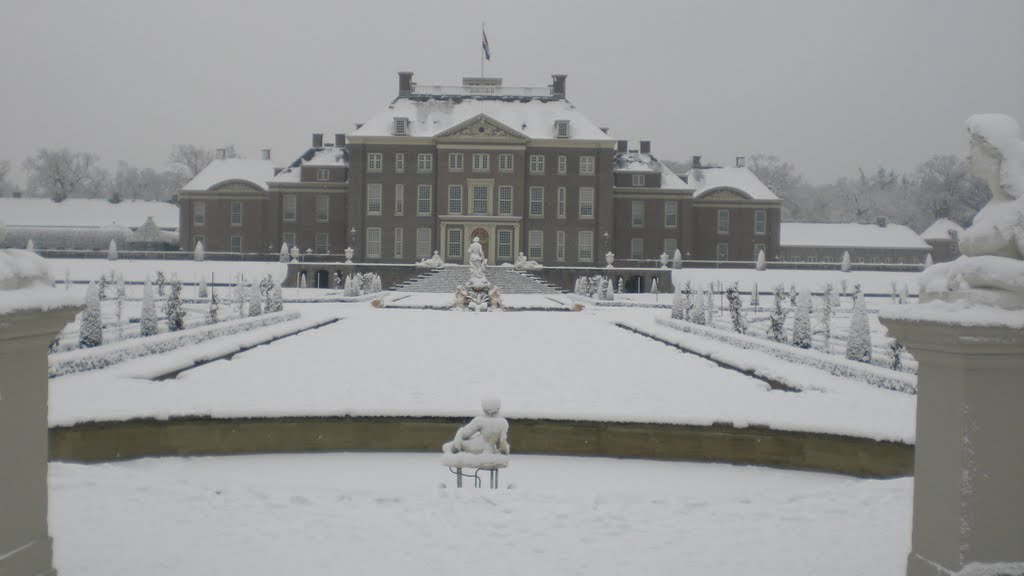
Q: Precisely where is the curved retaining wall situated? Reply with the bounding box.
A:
[49,416,913,478]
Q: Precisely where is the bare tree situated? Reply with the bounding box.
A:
[914,155,989,227]
[747,154,804,195]
[0,161,18,197]
[22,149,104,202]
[168,144,238,179]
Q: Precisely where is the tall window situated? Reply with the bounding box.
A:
[448,153,463,171]
[529,187,544,217]
[316,168,330,181]
[394,228,404,258]
[193,201,206,226]
[498,186,513,216]
[631,200,644,227]
[557,187,566,218]
[579,156,594,175]
[230,235,242,253]
[316,196,329,223]
[472,185,489,215]
[367,184,382,215]
[530,155,545,174]
[448,228,463,259]
[528,230,543,259]
[472,153,489,172]
[556,230,566,261]
[394,184,404,215]
[578,230,594,262]
[366,227,382,258]
[557,155,567,174]
[717,242,729,261]
[718,209,730,234]
[283,195,297,222]
[664,238,677,256]
[630,238,644,259]
[395,153,405,173]
[497,230,512,259]
[951,230,960,256]
[315,232,329,254]
[416,228,432,259]
[367,153,382,172]
[754,209,766,235]
[448,185,463,214]
[230,201,242,226]
[632,174,646,187]
[417,185,432,215]
[579,188,594,218]
[498,154,513,172]
[664,201,677,228]
[417,153,432,173]
[282,232,295,250]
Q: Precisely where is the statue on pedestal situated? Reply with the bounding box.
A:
[467,236,489,289]
[441,397,511,488]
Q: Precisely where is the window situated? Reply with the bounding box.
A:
[283,195,297,222]
[282,232,295,250]
[416,228,432,259]
[316,168,330,181]
[530,155,544,174]
[367,153,382,172]
[631,200,645,227]
[557,155,567,175]
[366,227,382,258]
[856,257,865,263]
[557,187,566,218]
[448,153,464,171]
[394,184,404,215]
[417,185,432,215]
[717,242,729,261]
[555,120,570,138]
[393,117,408,136]
[498,154,513,173]
[556,230,566,261]
[630,238,644,259]
[472,185,489,215]
[951,230,961,256]
[578,230,594,262]
[580,156,594,175]
[664,201,678,228]
[394,228,404,258]
[754,209,766,235]
[316,196,329,223]
[315,232,329,254]
[754,243,766,260]
[230,235,241,253]
[807,256,817,263]
[497,230,513,259]
[395,153,405,173]
[193,201,206,226]
[472,153,489,172]
[230,201,242,226]
[664,238,677,256]
[498,186,513,216]
[367,184,382,215]
[417,153,432,173]
[448,228,463,259]
[823,256,833,263]
[448,185,463,214]
[717,209,730,234]
[528,230,543,259]
[529,187,544,217]
[632,174,646,187]
[579,188,594,218]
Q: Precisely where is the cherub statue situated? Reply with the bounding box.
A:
[442,397,510,457]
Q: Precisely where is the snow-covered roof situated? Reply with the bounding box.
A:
[352,97,613,141]
[920,218,966,241]
[614,152,691,190]
[0,198,178,229]
[272,147,349,183]
[781,223,931,250]
[688,166,779,201]
[182,158,275,192]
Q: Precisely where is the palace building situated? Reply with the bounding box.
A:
[177,72,783,266]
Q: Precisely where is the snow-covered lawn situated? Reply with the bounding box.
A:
[50,453,912,576]
[48,258,286,285]
[671,267,922,295]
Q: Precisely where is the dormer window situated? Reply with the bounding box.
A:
[317,168,330,181]
[632,174,646,187]
[393,117,409,136]
[554,119,570,139]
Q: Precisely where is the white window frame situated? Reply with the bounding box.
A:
[367,153,383,173]
[448,185,463,214]
[632,174,646,187]
[556,230,566,261]
[557,187,566,218]
[498,154,513,173]
[664,201,677,228]
[447,228,463,259]
[193,201,205,226]
[315,232,329,254]
[416,228,432,259]
[394,153,405,173]
[498,186,513,216]
[717,242,729,261]
[578,230,594,262]
[579,156,594,175]
[630,238,644,260]
[316,168,330,181]
[366,227,382,259]
[394,227,404,258]
[528,230,543,259]
[471,185,489,216]
[529,186,544,217]
[394,184,404,215]
[754,209,766,235]
[631,200,644,227]
[497,230,513,260]
[315,196,329,223]
[529,155,545,175]
[283,195,297,222]
[472,153,489,172]
[448,153,463,172]
[579,187,594,219]
[393,117,408,136]
[230,201,242,226]
[230,235,242,253]
[718,209,730,234]
[555,120,570,138]
[417,185,432,216]
[417,153,433,173]
[557,155,567,175]
[367,184,383,215]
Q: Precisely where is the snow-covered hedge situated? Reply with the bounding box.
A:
[49,310,300,377]
[654,316,916,395]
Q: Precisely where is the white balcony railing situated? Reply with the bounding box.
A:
[411,84,553,98]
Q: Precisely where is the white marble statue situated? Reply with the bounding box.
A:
[467,236,489,288]
[441,397,511,469]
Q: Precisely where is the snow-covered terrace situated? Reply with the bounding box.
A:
[0,198,179,229]
[781,223,931,250]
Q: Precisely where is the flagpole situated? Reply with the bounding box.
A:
[481,22,485,78]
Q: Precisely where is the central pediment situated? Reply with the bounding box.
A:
[436,114,528,142]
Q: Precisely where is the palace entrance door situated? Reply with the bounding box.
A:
[471,228,489,262]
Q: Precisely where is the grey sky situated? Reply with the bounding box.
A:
[2,0,1022,185]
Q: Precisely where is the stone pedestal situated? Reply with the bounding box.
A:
[882,316,1024,576]
[1,307,78,576]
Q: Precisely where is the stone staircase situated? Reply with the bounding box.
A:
[392,266,565,294]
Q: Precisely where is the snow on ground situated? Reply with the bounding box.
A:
[0,197,179,228]
[50,453,912,576]
[50,304,915,442]
[671,267,922,295]
[48,258,286,285]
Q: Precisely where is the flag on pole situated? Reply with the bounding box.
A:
[482,28,491,61]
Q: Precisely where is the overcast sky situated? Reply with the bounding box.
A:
[2,0,1022,185]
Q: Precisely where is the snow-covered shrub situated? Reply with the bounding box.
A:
[248,282,263,317]
[114,274,126,340]
[266,284,284,313]
[234,279,247,317]
[841,251,851,272]
[671,288,686,320]
[704,288,714,324]
[79,282,103,348]
[194,240,204,262]
[280,242,290,263]
[750,282,760,308]
[725,282,746,334]
[889,339,905,371]
[108,239,118,261]
[164,277,186,331]
[690,286,706,325]
[829,282,840,308]
[97,273,107,301]
[845,293,872,363]
[155,271,166,297]
[756,249,766,271]
[673,249,683,270]
[198,278,208,299]
[343,274,359,297]
[840,279,848,299]
[788,283,798,306]
[140,277,158,337]
[898,283,909,304]
[791,286,812,349]
[769,284,787,343]
[924,253,933,267]
[299,274,307,288]
[650,278,659,294]
[208,289,219,324]
[26,238,35,252]
[890,281,899,303]
[820,284,834,352]
[617,277,625,294]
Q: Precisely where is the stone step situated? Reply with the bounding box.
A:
[392,267,565,294]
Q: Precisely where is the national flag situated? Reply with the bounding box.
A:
[482,29,491,61]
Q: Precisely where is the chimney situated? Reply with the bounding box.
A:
[692,155,702,169]
[215,148,226,160]
[398,71,414,97]
[735,156,745,168]
[312,133,324,148]
[261,148,271,161]
[600,127,609,134]
[876,216,888,228]
[355,123,364,130]
[640,140,651,155]
[616,140,628,153]
[335,133,346,147]
[551,74,567,98]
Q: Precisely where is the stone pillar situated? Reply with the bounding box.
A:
[882,315,1024,576]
